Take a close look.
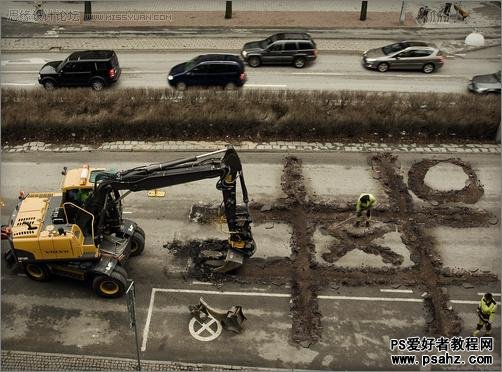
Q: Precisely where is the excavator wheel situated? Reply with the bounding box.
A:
[129,231,145,257]
[92,271,127,298]
[135,225,146,239]
[113,265,128,280]
[24,262,51,282]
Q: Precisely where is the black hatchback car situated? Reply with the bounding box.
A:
[167,54,246,90]
[38,50,121,91]
[241,32,317,68]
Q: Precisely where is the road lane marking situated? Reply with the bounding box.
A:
[1,71,39,74]
[476,292,501,296]
[246,84,287,88]
[291,72,454,78]
[1,83,36,86]
[380,289,414,294]
[1,58,48,66]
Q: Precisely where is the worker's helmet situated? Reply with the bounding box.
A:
[484,293,493,301]
[360,194,370,203]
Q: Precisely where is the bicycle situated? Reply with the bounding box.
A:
[416,6,430,24]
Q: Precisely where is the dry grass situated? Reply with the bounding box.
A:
[1,88,499,144]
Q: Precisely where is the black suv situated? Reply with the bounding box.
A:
[241,33,317,68]
[38,50,121,91]
[167,54,246,90]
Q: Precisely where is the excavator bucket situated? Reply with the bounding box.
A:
[212,249,245,273]
[200,248,245,273]
[189,296,246,333]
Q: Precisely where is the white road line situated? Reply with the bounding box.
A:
[379,289,414,294]
[450,300,480,305]
[1,58,48,66]
[191,281,213,286]
[246,84,287,88]
[291,72,454,78]
[1,71,39,74]
[141,288,157,352]
[1,83,36,86]
[318,295,423,302]
[122,211,133,214]
[476,292,501,296]
[154,288,290,297]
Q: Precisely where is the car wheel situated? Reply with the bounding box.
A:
[422,63,435,74]
[293,57,306,69]
[248,56,261,68]
[91,79,105,91]
[176,82,187,91]
[24,262,51,282]
[377,63,389,73]
[92,271,126,298]
[225,82,237,90]
[42,80,56,90]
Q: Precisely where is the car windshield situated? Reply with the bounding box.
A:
[259,39,269,48]
[184,56,200,71]
[494,71,501,82]
[382,42,408,55]
[57,57,68,71]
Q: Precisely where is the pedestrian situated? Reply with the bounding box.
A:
[473,293,497,336]
[355,193,377,227]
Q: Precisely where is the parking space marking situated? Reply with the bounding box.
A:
[450,300,479,304]
[140,287,492,352]
[191,281,213,285]
[379,289,414,294]
[318,295,423,302]
[477,292,501,296]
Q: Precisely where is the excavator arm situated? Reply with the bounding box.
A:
[77,146,255,272]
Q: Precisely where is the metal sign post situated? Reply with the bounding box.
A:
[126,280,141,371]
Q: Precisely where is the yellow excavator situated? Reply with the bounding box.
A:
[1,146,256,298]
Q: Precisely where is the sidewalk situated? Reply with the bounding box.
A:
[1,350,262,371]
[2,34,499,55]
[2,140,500,155]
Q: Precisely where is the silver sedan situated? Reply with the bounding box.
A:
[362,41,445,74]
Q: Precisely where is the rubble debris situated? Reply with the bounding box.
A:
[260,204,273,212]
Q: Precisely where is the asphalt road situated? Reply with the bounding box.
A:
[1,49,500,92]
[1,151,500,370]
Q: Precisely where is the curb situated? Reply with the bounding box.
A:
[0,47,364,55]
[2,141,500,155]
[1,350,281,371]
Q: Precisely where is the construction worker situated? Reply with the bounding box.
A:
[355,193,377,227]
[473,293,497,336]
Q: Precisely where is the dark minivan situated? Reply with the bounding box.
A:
[38,50,121,91]
[168,54,246,90]
[241,32,317,68]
